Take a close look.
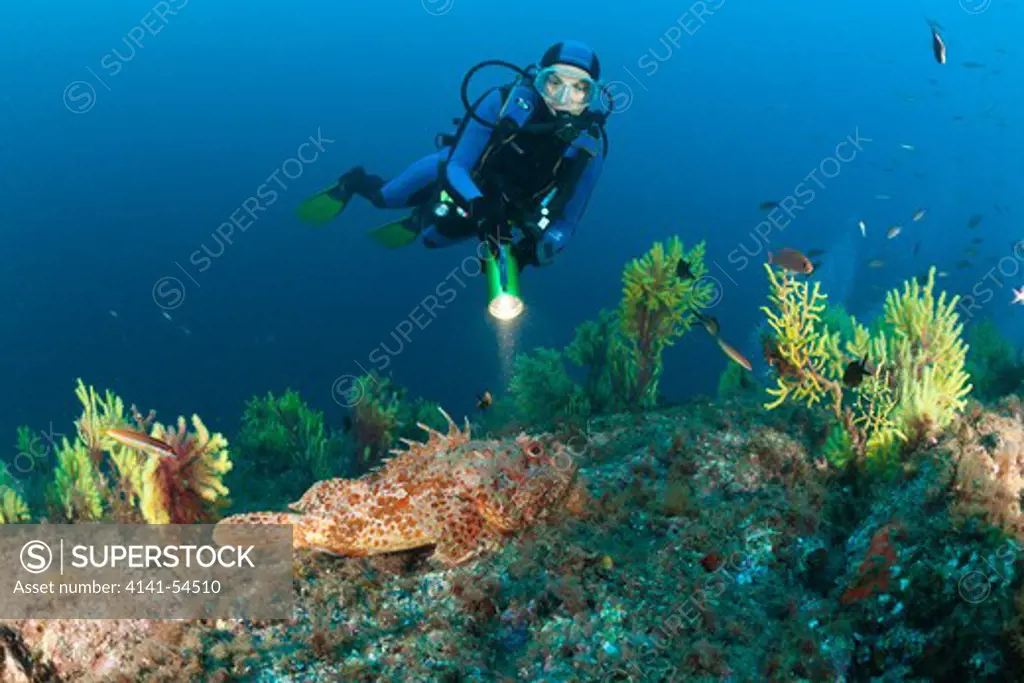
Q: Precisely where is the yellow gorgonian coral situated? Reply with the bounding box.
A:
[761,265,842,412]
[51,437,105,521]
[73,378,128,455]
[0,487,30,523]
[852,366,906,464]
[140,415,232,524]
[761,264,973,468]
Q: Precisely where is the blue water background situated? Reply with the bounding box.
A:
[0,0,1020,442]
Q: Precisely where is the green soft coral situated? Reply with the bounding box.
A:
[238,389,346,481]
[400,396,449,438]
[823,423,853,469]
[717,362,757,400]
[762,265,971,468]
[349,371,403,466]
[821,302,857,342]
[14,426,43,476]
[508,348,591,426]
[965,318,1024,400]
[508,237,713,420]
[340,372,449,470]
[565,309,619,412]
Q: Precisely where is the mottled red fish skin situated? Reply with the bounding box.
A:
[215,409,586,566]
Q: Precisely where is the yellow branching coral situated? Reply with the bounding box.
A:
[761,265,972,469]
[50,437,105,521]
[33,381,232,524]
[761,265,843,413]
[140,415,232,524]
[0,487,30,523]
[108,442,146,510]
[617,237,715,407]
[883,267,972,442]
[53,380,139,520]
[73,378,129,461]
[852,367,905,463]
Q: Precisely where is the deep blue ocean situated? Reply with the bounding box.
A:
[1,0,1020,443]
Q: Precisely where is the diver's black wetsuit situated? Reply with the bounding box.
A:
[345,84,605,267]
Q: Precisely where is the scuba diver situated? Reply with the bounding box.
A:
[295,40,609,272]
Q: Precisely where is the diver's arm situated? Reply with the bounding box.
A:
[530,149,604,265]
[443,89,504,207]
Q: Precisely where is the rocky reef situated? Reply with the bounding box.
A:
[5,393,1024,681]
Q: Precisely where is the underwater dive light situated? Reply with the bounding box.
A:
[484,243,524,321]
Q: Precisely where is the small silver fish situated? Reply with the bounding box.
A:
[858,220,867,237]
[900,143,915,151]
[887,225,902,239]
[912,208,927,221]
[162,311,172,321]
[930,22,946,65]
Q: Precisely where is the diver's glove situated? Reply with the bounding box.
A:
[511,231,562,270]
[532,230,566,266]
[468,194,505,232]
[512,239,538,269]
[469,195,509,241]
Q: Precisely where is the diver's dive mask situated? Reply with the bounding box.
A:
[456,58,612,157]
[533,65,601,112]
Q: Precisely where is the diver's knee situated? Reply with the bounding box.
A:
[367,190,388,209]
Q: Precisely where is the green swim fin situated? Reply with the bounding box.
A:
[295,183,351,227]
[367,216,420,248]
